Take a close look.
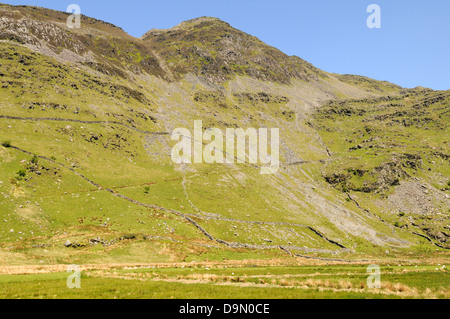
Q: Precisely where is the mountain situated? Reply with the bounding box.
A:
[0,4,448,265]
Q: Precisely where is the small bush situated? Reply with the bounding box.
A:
[399,212,405,217]
[31,155,39,165]
[2,141,11,147]
[16,169,26,180]
[144,186,150,194]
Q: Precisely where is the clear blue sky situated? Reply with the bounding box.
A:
[2,0,449,90]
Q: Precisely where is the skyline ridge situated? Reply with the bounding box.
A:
[1,1,449,90]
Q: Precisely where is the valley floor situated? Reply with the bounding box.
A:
[0,259,448,299]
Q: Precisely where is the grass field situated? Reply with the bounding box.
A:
[0,261,448,299]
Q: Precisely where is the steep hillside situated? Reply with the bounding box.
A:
[313,89,450,248]
[0,4,448,266]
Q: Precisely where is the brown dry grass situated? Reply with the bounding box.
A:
[78,268,450,299]
[0,257,337,275]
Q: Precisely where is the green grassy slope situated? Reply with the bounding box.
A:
[0,4,448,267]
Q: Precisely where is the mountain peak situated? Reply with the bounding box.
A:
[141,16,230,40]
[142,16,324,84]
[177,16,230,27]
